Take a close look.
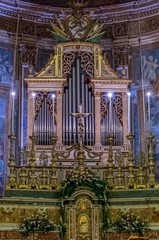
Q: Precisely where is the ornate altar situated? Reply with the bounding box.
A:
[65,191,103,240]
[2,1,159,240]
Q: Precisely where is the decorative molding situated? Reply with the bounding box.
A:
[0,0,159,36]
[0,0,159,24]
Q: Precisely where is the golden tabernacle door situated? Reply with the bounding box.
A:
[64,190,103,240]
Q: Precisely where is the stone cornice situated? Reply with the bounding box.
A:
[1,0,159,48]
[0,0,159,24]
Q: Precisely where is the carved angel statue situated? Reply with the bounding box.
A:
[0,54,13,83]
[142,55,159,85]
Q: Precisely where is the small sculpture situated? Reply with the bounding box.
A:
[39,151,49,166]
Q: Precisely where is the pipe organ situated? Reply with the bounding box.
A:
[34,92,56,145]
[25,42,131,148]
[63,56,95,146]
[101,93,123,146]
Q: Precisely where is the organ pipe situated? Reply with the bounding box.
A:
[34,93,56,145]
[101,95,123,146]
[63,56,95,146]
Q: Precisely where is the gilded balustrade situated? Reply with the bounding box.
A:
[6,132,158,190]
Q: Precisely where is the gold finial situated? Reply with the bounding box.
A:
[50,135,59,190]
[147,133,157,188]
[106,136,115,189]
[6,135,17,189]
[126,134,135,189]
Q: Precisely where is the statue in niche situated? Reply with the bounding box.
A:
[0,54,13,84]
[39,151,49,166]
[79,215,89,234]
[142,55,159,85]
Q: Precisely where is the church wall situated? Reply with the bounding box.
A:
[131,45,159,176]
[0,46,13,195]
[1,3,159,240]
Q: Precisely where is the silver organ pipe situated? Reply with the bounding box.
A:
[35,93,55,145]
[101,94,123,146]
[76,57,80,109]
[81,73,85,144]
[84,78,87,145]
[63,56,95,146]
[92,95,95,143]
[69,77,72,143]
[65,89,69,145]
[72,66,76,144]
[89,90,92,145]
[62,88,65,143]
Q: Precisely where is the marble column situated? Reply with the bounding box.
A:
[122,92,129,145]
[94,92,101,145]
[56,91,63,144]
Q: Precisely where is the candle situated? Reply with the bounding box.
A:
[32,92,36,133]
[108,92,113,135]
[52,93,55,135]
[147,92,151,132]
[128,92,131,134]
[11,91,15,134]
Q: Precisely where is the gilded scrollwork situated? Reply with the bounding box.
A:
[100,93,123,125]
[101,94,109,123]
[79,52,94,77]
[47,93,57,122]
[34,92,44,119]
[113,94,123,125]
[63,51,94,77]
[34,92,57,122]
[63,52,76,76]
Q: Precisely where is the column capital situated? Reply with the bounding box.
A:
[56,90,63,97]
[28,90,34,98]
[94,91,101,98]
[122,92,128,100]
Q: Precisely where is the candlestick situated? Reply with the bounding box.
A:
[108,92,113,135]
[32,92,36,134]
[52,93,55,135]
[147,92,151,132]
[128,92,131,134]
[11,91,15,135]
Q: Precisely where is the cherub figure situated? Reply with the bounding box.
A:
[142,55,159,85]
